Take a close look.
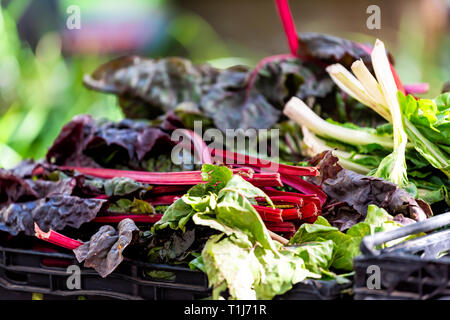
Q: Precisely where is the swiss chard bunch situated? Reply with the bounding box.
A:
[285,39,450,207]
[149,164,319,299]
[325,40,450,180]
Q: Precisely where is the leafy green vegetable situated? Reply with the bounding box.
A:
[288,240,335,275]
[151,164,315,299]
[289,205,408,271]
[152,198,194,233]
[103,177,147,196]
[108,198,155,215]
[398,92,450,178]
[188,253,206,272]
[108,198,133,213]
[215,176,276,253]
[201,232,316,300]
[289,216,357,271]
[202,234,259,300]
[418,185,449,206]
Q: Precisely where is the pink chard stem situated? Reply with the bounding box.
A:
[34,223,83,250]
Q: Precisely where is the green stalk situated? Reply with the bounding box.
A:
[301,127,373,174]
[284,97,393,149]
[371,40,409,188]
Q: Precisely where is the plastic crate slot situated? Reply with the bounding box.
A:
[41,258,73,269]
[4,270,28,284]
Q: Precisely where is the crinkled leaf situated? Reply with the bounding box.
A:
[46,115,175,170]
[46,115,98,167]
[83,56,211,119]
[200,164,233,194]
[182,193,217,213]
[310,151,428,221]
[131,198,155,214]
[289,216,357,271]
[297,32,373,68]
[146,224,217,265]
[84,56,337,131]
[108,198,133,213]
[253,246,312,300]
[322,202,365,232]
[0,195,105,236]
[0,173,38,204]
[74,218,139,277]
[158,229,196,262]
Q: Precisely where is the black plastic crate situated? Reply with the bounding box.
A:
[0,241,351,300]
[354,211,450,300]
[0,245,210,300]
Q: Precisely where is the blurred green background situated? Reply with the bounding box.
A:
[0,0,449,169]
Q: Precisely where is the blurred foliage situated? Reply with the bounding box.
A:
[0,5,122,168]
[394,7,450,98]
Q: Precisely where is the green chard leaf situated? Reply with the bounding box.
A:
[202,234,260,300]
[216,175,276,253]
[103,177,145,196]
[289,205,409,272]
[398,92,450,177]
[288,240,335,275]
[151,198,194,233]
